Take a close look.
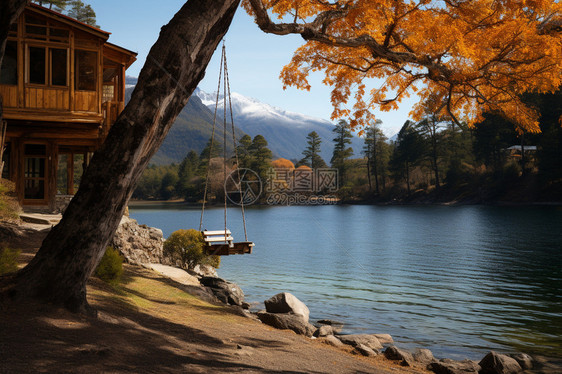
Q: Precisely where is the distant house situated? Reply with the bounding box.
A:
[0,4,136,211]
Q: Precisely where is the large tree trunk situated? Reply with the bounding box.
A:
[4,0,240,313]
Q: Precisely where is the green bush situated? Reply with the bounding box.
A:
[95,246,123,285]
[164,229,220,270]
[0,247,20,275]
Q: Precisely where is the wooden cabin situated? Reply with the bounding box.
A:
[0,4,136,211]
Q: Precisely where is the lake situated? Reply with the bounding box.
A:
[129,204,562,362]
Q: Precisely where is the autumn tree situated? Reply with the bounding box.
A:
[246,0,562,134]
[1,0,561,312]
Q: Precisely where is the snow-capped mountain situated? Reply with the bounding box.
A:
[194,88,364,162]
[125,77,365,164]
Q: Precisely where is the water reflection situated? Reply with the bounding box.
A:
[130,204,562,361]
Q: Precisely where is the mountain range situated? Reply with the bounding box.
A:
[125,77,364,165]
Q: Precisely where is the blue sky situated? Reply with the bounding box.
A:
[88,0,413,136]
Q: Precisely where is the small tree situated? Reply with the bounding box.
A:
[163,229,220,270]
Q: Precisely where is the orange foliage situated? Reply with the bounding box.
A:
[244,0,562,133]
[272,158,295,169]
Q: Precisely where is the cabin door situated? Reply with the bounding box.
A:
[23,143,48,204]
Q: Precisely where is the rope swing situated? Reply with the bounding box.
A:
[198,42,254,256]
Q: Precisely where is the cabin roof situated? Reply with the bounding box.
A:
[28,3,111,40]
[27,4,137,64]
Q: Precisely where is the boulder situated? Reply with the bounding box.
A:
[317,319,344,333]
[313,325,334,338]
[384,346,414,367]
[355,344,378,357]
[200,277,244,306]
[428,359,480,374]
[373,334,394,345]
[321,335,344,347]
[413,348,436,365]
[264,293,310,322]
[110,216,166,265]
[509,353,533,370]
[479,351,522,374]
[256,311,316,337]
[190,264,218,278]
[337,334,383,351]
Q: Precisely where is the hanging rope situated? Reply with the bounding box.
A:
[199,46,224,232]
[224,52,248,241]
[199,41,249,242]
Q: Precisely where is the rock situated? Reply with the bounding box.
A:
[428,358,480,374]
[234,344,254,356]
[479,351,522,374]
[317,319,344,333]
[373,334,394,345]
[337,334,383,351]
[355,344,379,357]
[241,302,251,310]
[321,335,344,347]
[110,216,166,265]
[384,346,414,367]
[509,353,533,370]
[413,348,436,365]
[190,264,218,278]
[256,311,316,337]
[313,325,334,338]
[264,293,310,322]
[200,277,245,306]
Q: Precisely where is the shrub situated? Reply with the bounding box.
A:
[95,246,123,285]
[0,247,20,275]
[0,179,21,223]
[163,229,220,270]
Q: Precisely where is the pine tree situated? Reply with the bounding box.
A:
[300,131,327,169]
[67,0,97,27]
[331,120,353,187]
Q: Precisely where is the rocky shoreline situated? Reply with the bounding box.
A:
[4,214,550,374]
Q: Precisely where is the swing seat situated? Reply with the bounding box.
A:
[202,230,254,256]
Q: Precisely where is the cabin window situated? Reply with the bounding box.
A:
[50,48,67,86]
[75,50,97,91]
[0,41,17,85]
[56,151,86,195]
[29,46,46,85]
[24,144,47,201]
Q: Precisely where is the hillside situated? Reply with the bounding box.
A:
[125,82,243,165]
[125,77,365,165]
[195,88,365,163]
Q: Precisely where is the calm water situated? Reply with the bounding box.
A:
[129,204,562,361]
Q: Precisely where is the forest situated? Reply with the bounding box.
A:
[133,89,562,205]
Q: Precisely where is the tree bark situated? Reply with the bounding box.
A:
[5,0,240,313]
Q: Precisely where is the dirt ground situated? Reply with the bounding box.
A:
[0,223,430,374]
